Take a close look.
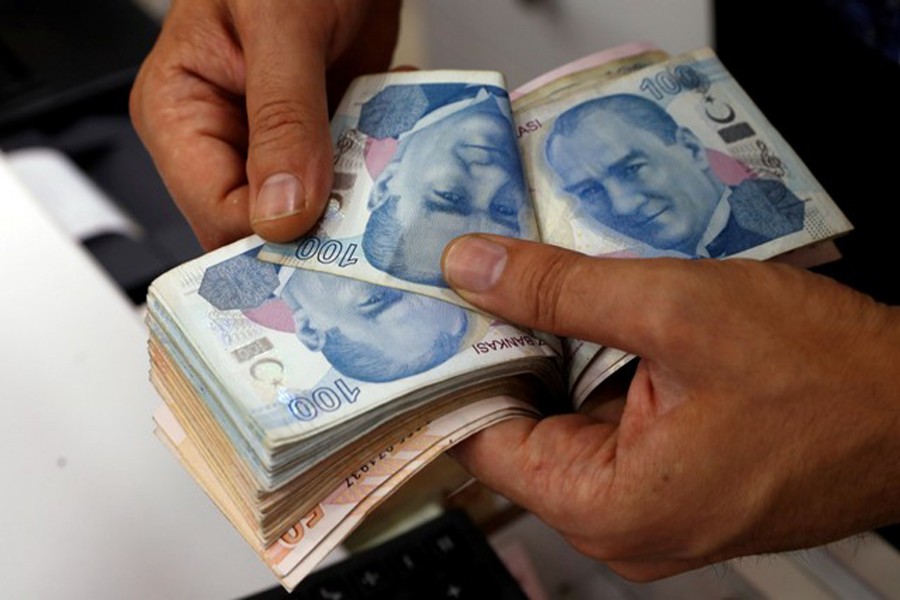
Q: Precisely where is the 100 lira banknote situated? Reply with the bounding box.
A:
[148,236,560,490]
[258,70,540,312]
[516,47,851,260]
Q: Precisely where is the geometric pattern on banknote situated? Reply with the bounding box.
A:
[358,84,430,138]
[359,82,516,139]
[804,205,845,241]
[199,253,280,310]
[208,309,265,349]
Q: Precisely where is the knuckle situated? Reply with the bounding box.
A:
[128,77,145,131]
[128,54,160,135]
[519,250,579,332]
[250,97,318,153]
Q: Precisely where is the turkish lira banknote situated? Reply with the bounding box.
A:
[154,395,537,591]
[516,47,851,261]
[148,235,561,492]
[258,70,540,313]
[258,48,851,404]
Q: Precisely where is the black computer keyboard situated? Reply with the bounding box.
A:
[243,509,529,600]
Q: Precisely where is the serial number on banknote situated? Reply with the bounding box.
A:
[344,424,427,488]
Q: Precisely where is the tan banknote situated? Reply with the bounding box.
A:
[153,396,537,591]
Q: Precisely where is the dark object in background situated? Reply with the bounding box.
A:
[0,0,158,131]
[243,509,529,600]
[715,0,900,307]
[0,0,203,304]
[715,0,900,551]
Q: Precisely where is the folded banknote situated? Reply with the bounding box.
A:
[148,43,852,591]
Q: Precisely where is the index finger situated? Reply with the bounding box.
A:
[130,3,253,250]
[236,0,335,242]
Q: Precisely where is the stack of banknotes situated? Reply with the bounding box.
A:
[147,43,853,590]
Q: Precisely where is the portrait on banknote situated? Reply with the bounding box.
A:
[543,93,805,259]
[359,82,535,286]
[258,73,543,310]
[279,269,473,382]
[197,250,478,384]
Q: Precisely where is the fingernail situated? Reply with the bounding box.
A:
[443,236,507,292]
[253,173,305,223]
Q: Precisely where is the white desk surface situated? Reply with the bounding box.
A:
[0,153,274,598]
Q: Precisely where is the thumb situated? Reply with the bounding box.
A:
[441,234,683,355]
[237,2,336,242]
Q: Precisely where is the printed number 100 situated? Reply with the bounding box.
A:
[294,236,358,268]
[288,379,361,421]
[639,66,703,100]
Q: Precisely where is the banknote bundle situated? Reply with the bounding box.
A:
[147,238,562,587]
[148,43,852,590]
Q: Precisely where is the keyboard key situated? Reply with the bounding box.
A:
[350,561,393,597]
[244,510,528,600]
[299,578,355,600]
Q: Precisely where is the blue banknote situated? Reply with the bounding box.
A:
[148,236,560,490]
[516,48,851,261]
[259,71,541,310]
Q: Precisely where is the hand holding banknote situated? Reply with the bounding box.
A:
[132,4,898,587]
[442,234,900,581]
[129,0,401,249]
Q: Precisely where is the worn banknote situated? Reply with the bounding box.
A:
[516,47,852,260]
[258,70,540,312]
[147,236,560,490]
[510,41,664,101]
[511,43,669,113]
[154,395,537,591]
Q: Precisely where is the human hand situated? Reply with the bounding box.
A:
[441,234,900,581]
[130,0,401,249]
